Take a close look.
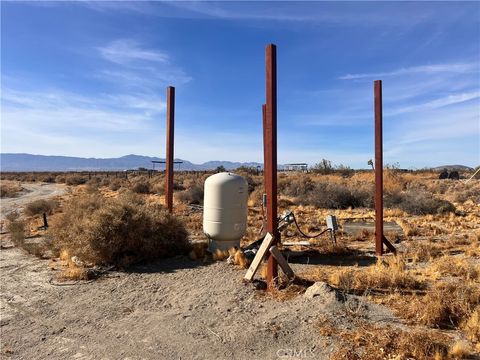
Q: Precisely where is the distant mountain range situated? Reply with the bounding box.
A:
[0,153,475,172]
[0,153,263,172]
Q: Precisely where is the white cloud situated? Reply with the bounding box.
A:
[95,39,192,90]
[339,62,478,80]
[386,91,480,116]
[98,39,169,65]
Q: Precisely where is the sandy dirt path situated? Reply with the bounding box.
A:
[0,183,66,221]
[0,244,398,360]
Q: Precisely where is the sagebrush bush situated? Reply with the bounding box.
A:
[130,179,151,194]
[279,176,315,197]
[50,192,190,266]
[395,191,455,215]
[0,181,23,198]
[176,185,204,205]
[65,174,87,185]
[298,181,373,209]
[6,212,25,247]
[109,179,123,191]
[24,199,57,216]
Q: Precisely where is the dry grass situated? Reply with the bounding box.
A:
[431,256,479,281]
[320,317,452,360]
[328,256,425,292]
[461,306,480,343]
[448,341,473,359]
[407,241,445,262]
[402,282,480,329]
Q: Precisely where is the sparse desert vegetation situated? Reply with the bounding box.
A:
[0,180,23,198]
[1,168,479,358]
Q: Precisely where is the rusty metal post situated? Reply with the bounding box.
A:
[265,44,278,290]
[374,80,384,256]
[165,86,175,213]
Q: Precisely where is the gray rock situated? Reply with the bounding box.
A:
[304,281,345,303]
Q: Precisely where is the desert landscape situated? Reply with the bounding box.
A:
[1,168,479,359]
[2,2,479,359]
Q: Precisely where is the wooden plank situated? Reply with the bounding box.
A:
[269,246,294,280]
[382,235,397,254]
[244,233,274,281]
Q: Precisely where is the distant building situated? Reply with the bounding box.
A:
[283,163,308,172]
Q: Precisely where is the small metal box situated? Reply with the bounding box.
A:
[326,215,338,231]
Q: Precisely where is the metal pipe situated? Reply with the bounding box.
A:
[165,86,175,213]
[374,80,383,256]
[265,44,278,289]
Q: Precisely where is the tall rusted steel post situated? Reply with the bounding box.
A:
[265,44,278,289]
[374,80,384,256]
[165,86,175,213]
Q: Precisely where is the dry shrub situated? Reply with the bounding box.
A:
[452,181,480,203]
[0,181,23,198]
[65,174,87,185]
[249,185,265,206]
[130,178,151,194]
[55,174,66,183]
[298,181,373,209]
[383,169,406,193]
[60,263,90,281]
[212,248,230,261]
[432,256,479,280]
[189,242,207,260]
[50,191,189,266]
[176,185,203,205]
[462,306,480,343]
[6,212,25,247]
[233,249,248,268]
[404,282,480,329]
[391,191,455,215]
[108,178,123,191]
[24,199,57,216]
[278,175,315,197]
[151,179,165,195]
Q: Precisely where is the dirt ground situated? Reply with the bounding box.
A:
[0,244,399,360]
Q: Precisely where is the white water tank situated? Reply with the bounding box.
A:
[203,172,248,252]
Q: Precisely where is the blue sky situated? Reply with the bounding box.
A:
[1,1,479,168]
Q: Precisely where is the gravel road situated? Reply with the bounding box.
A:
[0,183,65,221]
